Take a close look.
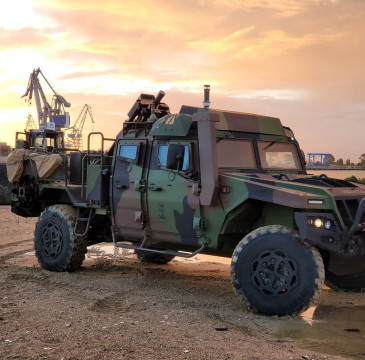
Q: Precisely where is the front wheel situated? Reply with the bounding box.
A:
[34,205,88,271]
[231,225,324,316]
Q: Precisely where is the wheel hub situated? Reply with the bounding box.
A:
[250,249,298,296]
[41,221,63,258]
[17,175,38,207]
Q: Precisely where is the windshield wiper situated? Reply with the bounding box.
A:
[264,140,277,150]
[216,134,230,143]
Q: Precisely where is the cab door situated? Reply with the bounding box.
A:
[146,140,200,245]
[111,139,147,237]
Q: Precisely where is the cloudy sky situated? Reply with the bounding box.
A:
[1,0,364,162]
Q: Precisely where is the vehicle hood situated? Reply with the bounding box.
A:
[218,172,365,214]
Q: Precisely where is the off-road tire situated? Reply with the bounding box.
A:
[325,271,365,292]
[231,225,324,316]
[135,249,175,264]
[34,205,88,272]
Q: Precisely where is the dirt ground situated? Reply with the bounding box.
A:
[0,205,364,360]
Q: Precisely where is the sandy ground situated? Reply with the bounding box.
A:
[0,205,364,360]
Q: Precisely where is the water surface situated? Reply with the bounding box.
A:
[267,305,365,359]
[308,169,365,180]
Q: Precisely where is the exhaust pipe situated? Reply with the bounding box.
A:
[203,85,210,109]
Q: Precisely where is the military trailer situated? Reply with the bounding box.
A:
[7,88,365,316]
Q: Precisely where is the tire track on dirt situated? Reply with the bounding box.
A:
[0,238,33,249]
[2,256,235,321]
[4,266,141,316]
[0,248,34,262]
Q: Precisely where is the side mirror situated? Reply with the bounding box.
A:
[166,144,185,170]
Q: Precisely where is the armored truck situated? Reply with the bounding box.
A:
[7,88,365,316]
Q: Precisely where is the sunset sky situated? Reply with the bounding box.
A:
[1,0,364,162]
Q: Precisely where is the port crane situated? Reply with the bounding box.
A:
[22,68,71,130]
[25,114,36,131]
[15,68,71,153]
[65,104,94,150]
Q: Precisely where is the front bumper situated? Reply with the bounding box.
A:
[295,197,365,255]
[295,197,365,276]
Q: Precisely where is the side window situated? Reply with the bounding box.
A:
[158,145,168,167]
[182,146,189,170]
[46,137,55,147]
[158,144,190,171]
[119,144,139,162]
[34,135,44,148]
[55,134,63,148]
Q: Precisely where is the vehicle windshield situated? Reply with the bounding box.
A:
[257,141,302,170]
[34,134,45,148]
[216,139,257,169]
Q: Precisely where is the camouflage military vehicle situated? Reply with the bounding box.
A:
[8,88,365,316]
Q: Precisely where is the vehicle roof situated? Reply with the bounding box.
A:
[179,105,286,136]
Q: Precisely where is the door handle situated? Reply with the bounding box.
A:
[148,186,162,191]
[114,184,127,189]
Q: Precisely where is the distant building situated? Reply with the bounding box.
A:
[0,142,11,156]
[307,153,329,166]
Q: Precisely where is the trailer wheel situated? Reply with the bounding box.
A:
[34,205,87,272]
[135,249,175,264]
[231,225,324,316]
[325,271,365,292]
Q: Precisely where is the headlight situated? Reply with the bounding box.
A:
[314,218,323,228]
[307,216,333,230]
[324,220,331,230]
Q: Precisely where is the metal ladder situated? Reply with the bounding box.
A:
[74,207,95,237]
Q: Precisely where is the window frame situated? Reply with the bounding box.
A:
[118,143,140,163]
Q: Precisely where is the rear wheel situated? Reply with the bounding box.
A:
[135,249,175,264]
[34,205,88,271]
[325,271,365,292]
[231,225,324,316]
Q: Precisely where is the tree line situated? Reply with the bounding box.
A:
[326,153,365,167]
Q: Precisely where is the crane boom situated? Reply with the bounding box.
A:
[66,104,94,150]
[22,68,70,130]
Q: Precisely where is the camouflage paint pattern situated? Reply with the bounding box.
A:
[111,139,147,237]
[150,114,192,137]
[179,105,286,136]
[9,93,365,275]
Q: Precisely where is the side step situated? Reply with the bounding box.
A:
[112,231,207,258]
[74,208,95,237]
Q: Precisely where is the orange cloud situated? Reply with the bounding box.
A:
[199,0,339,17]
[0,0,364,162]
